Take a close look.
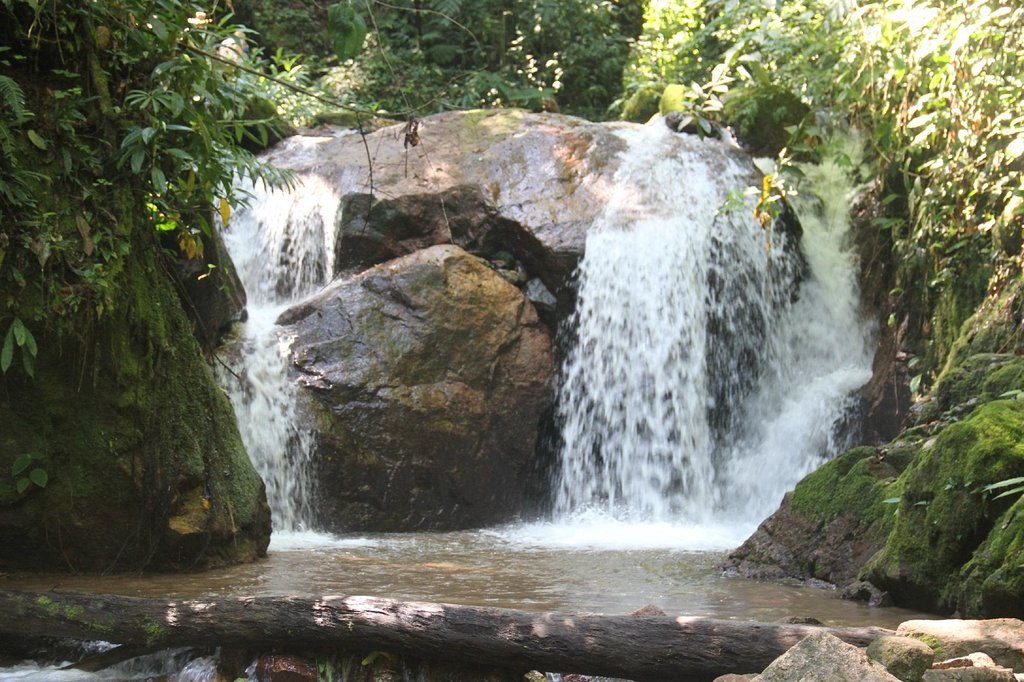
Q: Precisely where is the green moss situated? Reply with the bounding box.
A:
[789,446,903,529]
[920,354,1024,422]
[658,84,688,115]
[958,496,1024,617]
[621,84,664,122]
[909,633,947,659]
[143,619,168,645]
[865,400,1024,611]
[0,225,269,571]
[942,277,1024,375]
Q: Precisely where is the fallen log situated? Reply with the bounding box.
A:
[0,590,893,680]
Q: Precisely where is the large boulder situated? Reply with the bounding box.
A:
[261,110,629,301]
[259,109,776,309]
[280,245,553,531]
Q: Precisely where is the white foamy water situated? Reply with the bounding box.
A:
[268,530,382,552]
[217,173,343,532]
[553,123,872,538]
[494,515,750,551]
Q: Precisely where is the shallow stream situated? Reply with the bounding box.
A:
[1,525,928,630]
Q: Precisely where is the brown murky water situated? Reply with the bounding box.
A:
[1,526,932,629]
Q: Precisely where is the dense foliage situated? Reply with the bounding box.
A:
[0,0,287,375]
[239,0,644,120]
[625,0,1024,383]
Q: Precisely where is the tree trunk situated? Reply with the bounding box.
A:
[0,590,893,680]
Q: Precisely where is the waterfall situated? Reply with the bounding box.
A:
[215,119,871,545]
[552,124,873,530]
[218,159,344,533]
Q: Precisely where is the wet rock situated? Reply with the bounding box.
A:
[896,620,1024,671]
[713,675,758,682]
[334,186,494,275]
[628,605,666,617]
[255,654,317,681]
[842,580,894,608]
[283,245,553,531]
[867,635,935,682]
[753,632,900,681]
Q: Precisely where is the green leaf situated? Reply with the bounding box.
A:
[882,497,901,504]
[993,485,1024,500]
[328,3,369,60]
[131,150,145,174]
[983,476,1024,492]
[29,468,47,488]
[16,477,29,495]
[11,453,32,476]
[26,130,47,149]
[11,318,25,346]
[0,328,13,373]
[21,348,34,377]
[151,167,167,194]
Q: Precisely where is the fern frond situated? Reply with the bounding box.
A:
[0,75,32,123]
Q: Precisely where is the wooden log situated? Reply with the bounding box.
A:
[0,590,893,681]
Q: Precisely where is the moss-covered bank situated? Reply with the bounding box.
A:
[0,226,271,572]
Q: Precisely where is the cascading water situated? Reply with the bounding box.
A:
[217,135,353,533]
[551,123,873,536]
[215,119,872,551]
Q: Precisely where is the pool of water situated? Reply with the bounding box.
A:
[0,523,931,629]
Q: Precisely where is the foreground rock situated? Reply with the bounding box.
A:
[282,245,553,531]
[896,620,1024,671]
[752,632,899,681]
[867,635,935,682]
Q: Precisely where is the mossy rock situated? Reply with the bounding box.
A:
[788,446,906,530]
[864,400,1024,612]
[917,353,1024,423]
[942,276,1024,372]
[0,227,271,571]
[959,495,1024,617]
[621,84,664,122]
[726,445,906,586]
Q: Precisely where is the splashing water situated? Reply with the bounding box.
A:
[218,168,342,532]
[551,123,872,535]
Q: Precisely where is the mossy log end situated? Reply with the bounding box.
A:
[0,590,894,680]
